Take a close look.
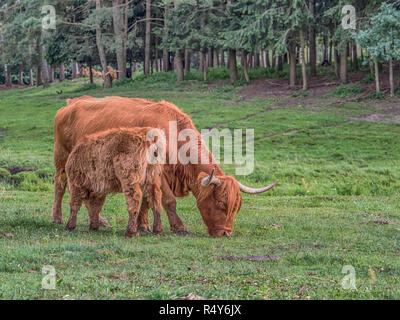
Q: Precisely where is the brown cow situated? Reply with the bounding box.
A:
[102,66,118,85]
[53,96,278,237]
[65,127,164,236]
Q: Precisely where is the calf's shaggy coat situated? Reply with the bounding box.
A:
[65,127,165,237]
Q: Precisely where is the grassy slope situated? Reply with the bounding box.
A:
[0,73,399,299]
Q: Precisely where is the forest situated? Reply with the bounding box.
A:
[0,0,399,95]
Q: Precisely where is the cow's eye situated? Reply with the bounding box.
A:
[217,201,226,210]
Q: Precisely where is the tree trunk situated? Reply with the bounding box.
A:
[277,55,283,71]
[60,62,65,81]
[207,48,212,67]
[254,52,260,67]
[271,50,276,68]
[352,43,358,71]
[162,2,169,72]
[112,0,127,79]
[220,49,225,67]
[18,67,24,85]
[389,59,394,97]
[144,0,151,75]
[374,60,380,93]
[175,50,184,81]
[323,36,328,62]
[243,51,250,82]
[96,0,112,88]
[265,50,270,68]
[289,44,296,89]
[213,49,219,67]
[333,46,339,78]
[309,0,316,76]
[4,65,11,87]
[299,28,308,90]
[36,65,42,86]
[202,49,207,81]
[30,69,34,86]
[41,48,50,88]
[89,63,94,84]
[228,49,238,84]
[185,48,191,73]
[72,60,78,79]
[49,66,54,83]
[199,51,204,72]
[340,46,348,83]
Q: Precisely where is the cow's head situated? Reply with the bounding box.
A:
[196,168,278,237]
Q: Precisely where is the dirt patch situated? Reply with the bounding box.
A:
[0,233,14,239]
[221,255,280,261]
[5,167,37,175]
[349,113,400,124]
[0,84,27,91]
[176,293,206,300]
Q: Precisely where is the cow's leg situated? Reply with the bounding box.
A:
[65,185,84,231]
[52,144,69,224]
[84,194,106,232]
[160,176,189,235]
[122,182,142,238]
[137,199,151,233]
[52,168,67,224]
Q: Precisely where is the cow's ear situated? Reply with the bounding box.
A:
[198,170,221,187]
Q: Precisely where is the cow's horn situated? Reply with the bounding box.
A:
[201,168,221,187]
[238,180,279,194]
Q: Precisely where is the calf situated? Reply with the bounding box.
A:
[64,127,165,237]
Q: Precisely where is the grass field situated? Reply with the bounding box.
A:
[0,71,399,299]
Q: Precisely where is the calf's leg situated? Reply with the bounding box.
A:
[122,183,142,238]
[137,199,151,233]
[84,194,106,232]
[143,178,163,235]
[65,185,84,231]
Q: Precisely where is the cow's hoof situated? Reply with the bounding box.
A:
[153,230,162,236]
[52,218,64,225]
[89,225,99,232]
[173,229,191,236]
[65,223,76,231]
[124,232,135,238]
[138,225,151,233]
[99,217,112,228]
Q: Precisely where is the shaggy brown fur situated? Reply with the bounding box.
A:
[53,96,244,237]
[64,127,164,237]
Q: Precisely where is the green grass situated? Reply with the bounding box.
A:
[0,72,399,299]
[326,84,365,98]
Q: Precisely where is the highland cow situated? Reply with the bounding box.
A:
[53,96,278,237]
[64,127,165,237]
